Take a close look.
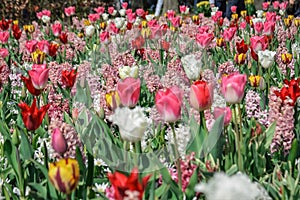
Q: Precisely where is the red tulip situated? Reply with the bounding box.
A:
[49,43,59,57]
[59,33,68,44]
[221,73,247,104]
[213,107,232,126]
[274,79,300,106]
[61,69,77,88]
[155,86,183,122]
[236,40,248,54]
[117,77,141,107]
[51,128,67,154]
[190,80,214,111]
[28,64,49,90]
[0,18,11,31]
[21,75,42,96]
[107,168,151,200]
[13,28,22,40]
[18,98,50,131]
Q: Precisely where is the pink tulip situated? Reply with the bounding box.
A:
[117,77,141,107]
[254,22,263,35]
[212,11,223,23]
[166,10,176,20]
[240,21,247,30]
[223,27,237,42]
[126,9,133,15]
[221,73,247,104]
[100,31,110,44]
[262,2,269,10]
[250,36,268,53]
[179,5,187,14]
[37,40,50,54]
[0,48,9,58]
[25,40,38,53]
[171,16,181,27]
[272,1,280,10]
[94,7,105,14]
[279,2,288,10]
[51,23,62,37]
[127,12,136,23]
[0,31,9,44]
[265,12,277,22]
[263,21,275,35]
[231,6,237,13]
[136,9,145,17]
[196,32,214,48]
[109,22,119,34]
[51,128,67,154]
[147,19,158,28]
[28,64,49,90]
[37,9,51,19]
[88,13,100,23]
[122,2,128,9]
[64,6,75,17]
[213,107,232,126]
[108,7,115,15]
[190,80,214,111]
[198,26,210,33]
[155,86,183,122]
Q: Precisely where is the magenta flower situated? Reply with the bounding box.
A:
[28,64,49,90]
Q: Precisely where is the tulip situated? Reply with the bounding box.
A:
[88,13,100,23]
[0,18,10,31]
[250,36,268,53]
[122,2,128,9]
[216,37,225,47]
[263,21,275,36]
[28,64,49,90]
[294,18,300,27]
[248,75,261,87]
[272,1,279,10]
[62,69,77,88]
[240,10,247,17]
[59,33,68,44]
[108,168,151,200]
[85,25,95,37]
[262,2,269,10]
[48,158,80,194]
[64,6,75,17]
[13,27,22,40]
[171,16,181,28]
[265,12,276,22]
[221,73,247,104]
[49,43,59,57]
[102,13,109,21]
[51,128,67,154]
[196,32,214,48]
[105,90,121,110]
[21,76,42,96]
[94,6,105,14]
[109,22,119,34]
[37,9,51,19]
[231,6,237,13]
[258,50,276,69]
[190,80,214,111]
[284,18,292,27]
[108,7,117,16]
[0,31,9,44]
[155,86,183,122]
[0,48,9,59]
[31,49,46,64]
[37,40,50,54]
[136,8,145,17]
[18,98,50,131]
[253,21,263,35]
[119,65,139,80]
[274,79,300,106]
[281,53,292,64]
[213,107,232,126]
[114,17,126,29]
[51,23,62,37]
[25,40,38,53]
[234,53,246,65]
[110,106,148,142]
[236,40,248,54]
[23,24,35,33]
[181,54,202,80]
[117,77,140,107]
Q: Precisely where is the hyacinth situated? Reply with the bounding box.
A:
[49,118,85,160]
[141,65,162,93]
[268,87,295,155]
[67,32,86,52]
[0,58,9,92]
[275,45,295,77]
[111,50,136,68]
[166,124,190,157]
[47,86,69,121]
[217,61,238,78]
[48,61,73,87]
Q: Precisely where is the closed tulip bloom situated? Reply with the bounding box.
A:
[181,54,202,81]
[0,48,9,58]
[221,73,247,104]
[0,31,9,44]
[234,53,246,65]
[62,69,77,88]
[155,86,183,122]
[51,128,67,154]
[64,6,75,17]
[250,36,268,53]
[248,75,261,88]
[281,53,293,64]
[28,64,49,90]
[48,158,80,194]
[196,32,214,48]
[190,80,214,111]
[118,65,139,80]
[223,27,237,42]
[31,49,46,64]
[213,107,232,126]
[258,50,276,69]
[117,77,141,107]
[105,90,121,110]
[18,98,50,131]
[21,76,42,96]
[51,23,62,37]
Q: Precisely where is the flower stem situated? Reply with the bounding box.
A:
[200,110,207,133]
[232,106,243,172]
[170,123,182,191]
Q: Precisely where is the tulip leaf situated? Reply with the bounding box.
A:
[19,128,33,160]
[185,167,199,200]
[86,153,94,187]
[3,140,19,181]
[186,116,205,158]
[264,121,276,149]
[288,139,298,170]
[74,80,92,108]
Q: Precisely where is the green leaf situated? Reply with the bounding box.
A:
[86,153,94,187]
[288,139,298,170]
[19,128,33,160]
[3,140,19,180]
[264,121,276,149]
[185,167,199,200]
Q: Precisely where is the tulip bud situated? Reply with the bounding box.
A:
[240,10,247,17]
[294,18,300,27]
[259,77,266,90]
[12,129,20,146]
[105,91,121,110]
[234,53,246,65]
[51,128,67,154]
[48,158,80,194]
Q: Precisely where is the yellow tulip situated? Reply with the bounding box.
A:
[294,18,300,27]
[249,75,261,87]
[31,49,46,64]
[240,10,247,18]
[23,25,35,33]
[281,53,292,64]
[231,14,239,20]
[48,158,80,194]
[105,91,121,110]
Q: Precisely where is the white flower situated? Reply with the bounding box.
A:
[279,10,285,16]
[85,25,95,37]
[184,8,190,15]
[13,186,30,197]
[181,54,202,80]
[145,14,155,21]
[111,10,117,16]
[94,158,107,167]
[292,43,300,59]
[114,17,126,29]
[195,172,271,200]
[258,50,276,69]
[41,15,50,23]
[119,65,139,80]
[134,17,142,26]
[251,17,265,25]
[110,107,148,142]
[93,183,109,193]
[119,9,126,16]
[256,10,264,18]
[102,13,109,21]
[124,190,140,200]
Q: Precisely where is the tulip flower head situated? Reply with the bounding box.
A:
[28,64,49,90]
[48,158,80,194]
[105,90,121,110]
[21,76,42,96]
[221,73,247,104]
[258,50,276,69]
[190,80,214,111]
[107,167,151,200]
[155,86,183,122]
[51,128,67,155]
[281,53,292,65]
[61,69,77,88]
[18,98,50,131]
[117,77,141,108]
[213,107,232,126]
[248,75,261,87]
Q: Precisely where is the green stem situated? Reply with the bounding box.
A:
[170,123,182,191]
[232,106,243,172]
[200,110,207,133]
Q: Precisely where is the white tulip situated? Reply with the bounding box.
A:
[119,65,139,80]
[258,50,276,69]
[102,13,109,21]
[41,15,50,23]
[292,43,300,60]
[181,54,202,80]
[119,9,126,17]
[145,14,155,21]
[85,25,95,37]
[109,107,148,142]
[256,10,264,18]
[114,17,126,29]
